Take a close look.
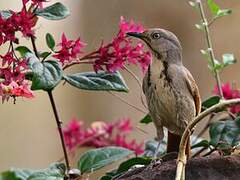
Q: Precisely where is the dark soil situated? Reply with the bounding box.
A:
[114,155,240,180]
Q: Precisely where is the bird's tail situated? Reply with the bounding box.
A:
[167,131,191,158]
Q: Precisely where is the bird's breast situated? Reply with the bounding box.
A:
[143,60,177,122]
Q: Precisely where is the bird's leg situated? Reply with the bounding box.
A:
[146,140,163,170]
[153,140,162,159]
[146,129,164,169]
[167,131,181,153]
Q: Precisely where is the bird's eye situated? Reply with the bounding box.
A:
[151,33,161,39]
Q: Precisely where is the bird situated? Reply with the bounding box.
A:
[127,29,201,158]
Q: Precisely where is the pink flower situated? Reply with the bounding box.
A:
[0,51,33,102]
[63,118,84,150]
[10,81,34,98]
[213,83,233,99]
[0,9,36,44]
[213,83,240,114]
[0,81,34,102]
[119,16,144,36]
[53,33,86,66]
[23,0,47,9]
[116,118,133,133]
[114,135,144,155]
[89,16,151,73]
[63,118,144,155]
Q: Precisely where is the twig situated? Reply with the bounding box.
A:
[197,0,223,98]
[47,91,70,172]
[108,91,147,114]
[30,35,39,58]
[123,65,148,110]
[175,98,240,180]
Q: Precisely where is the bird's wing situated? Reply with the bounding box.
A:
[183,67,201,116]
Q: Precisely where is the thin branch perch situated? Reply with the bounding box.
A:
[175,98,240,180]
[196,0,223,98]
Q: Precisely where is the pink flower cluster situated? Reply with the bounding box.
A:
[0,51,34,102]
[0,9,36,45]
[93,16,151,73]
[64,16,151,73]
[213,83,240,114]
[53,33,86,66]
[23,0,47,9]
[63,117,144,155]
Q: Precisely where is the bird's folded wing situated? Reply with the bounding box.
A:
[184,67,201,116]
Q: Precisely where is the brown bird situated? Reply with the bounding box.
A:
[127,29,201,157]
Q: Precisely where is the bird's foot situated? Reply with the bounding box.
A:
[146,158,162,170]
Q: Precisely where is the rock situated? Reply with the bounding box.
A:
[114,155,240,180]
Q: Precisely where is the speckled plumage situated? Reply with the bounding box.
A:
[128,29,201,153]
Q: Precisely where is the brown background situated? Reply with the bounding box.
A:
[0,0,240,175]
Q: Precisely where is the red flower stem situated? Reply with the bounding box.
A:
[22,0,27,11]
[47,91,70,172]
[63,43,113,70]
[30,35,39,58]
[63,53,98,70]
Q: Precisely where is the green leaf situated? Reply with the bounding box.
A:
[15,46,32,57]
[78,146,132,174]
[195,23,204,30]
[200,49,208,56]
[27,163,65,180]
[191,140,210,149]
[213,59,224,71]
[116,157,151,174]
[100,175,112,180]
[0,163,65,180]
[207,0,220,15]
[217,9,232,17]
[35,2,70,20]
[209,118,240,149]
[202,96,220,110]
[63,71,128,92]
[46,33,55,51]
[0,10,12,19]
[39,52,51,60]
[140,114,152,124]
[222,53,236,67]
[0,168,35,180]
[188,1,196,7]
[27,53,63,91]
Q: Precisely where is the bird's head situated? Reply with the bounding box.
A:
[127,28,182,58]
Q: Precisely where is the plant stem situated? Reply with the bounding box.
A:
[123,65,148,110]
[197,0,223,98]
[30,35,39,58]
[47,91,70,172]
[175,98,240,180]
[108,91,147,114]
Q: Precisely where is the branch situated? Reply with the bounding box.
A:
[108,91,147,114]
[175,98,240,180]
[123,65,148,110]
[47,91,70,173]
[30,35,39,58]
[196,0,223,98]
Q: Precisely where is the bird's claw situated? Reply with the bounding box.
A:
[146,158,162,170]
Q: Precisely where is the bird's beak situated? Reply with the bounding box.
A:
[126,32,145,39]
